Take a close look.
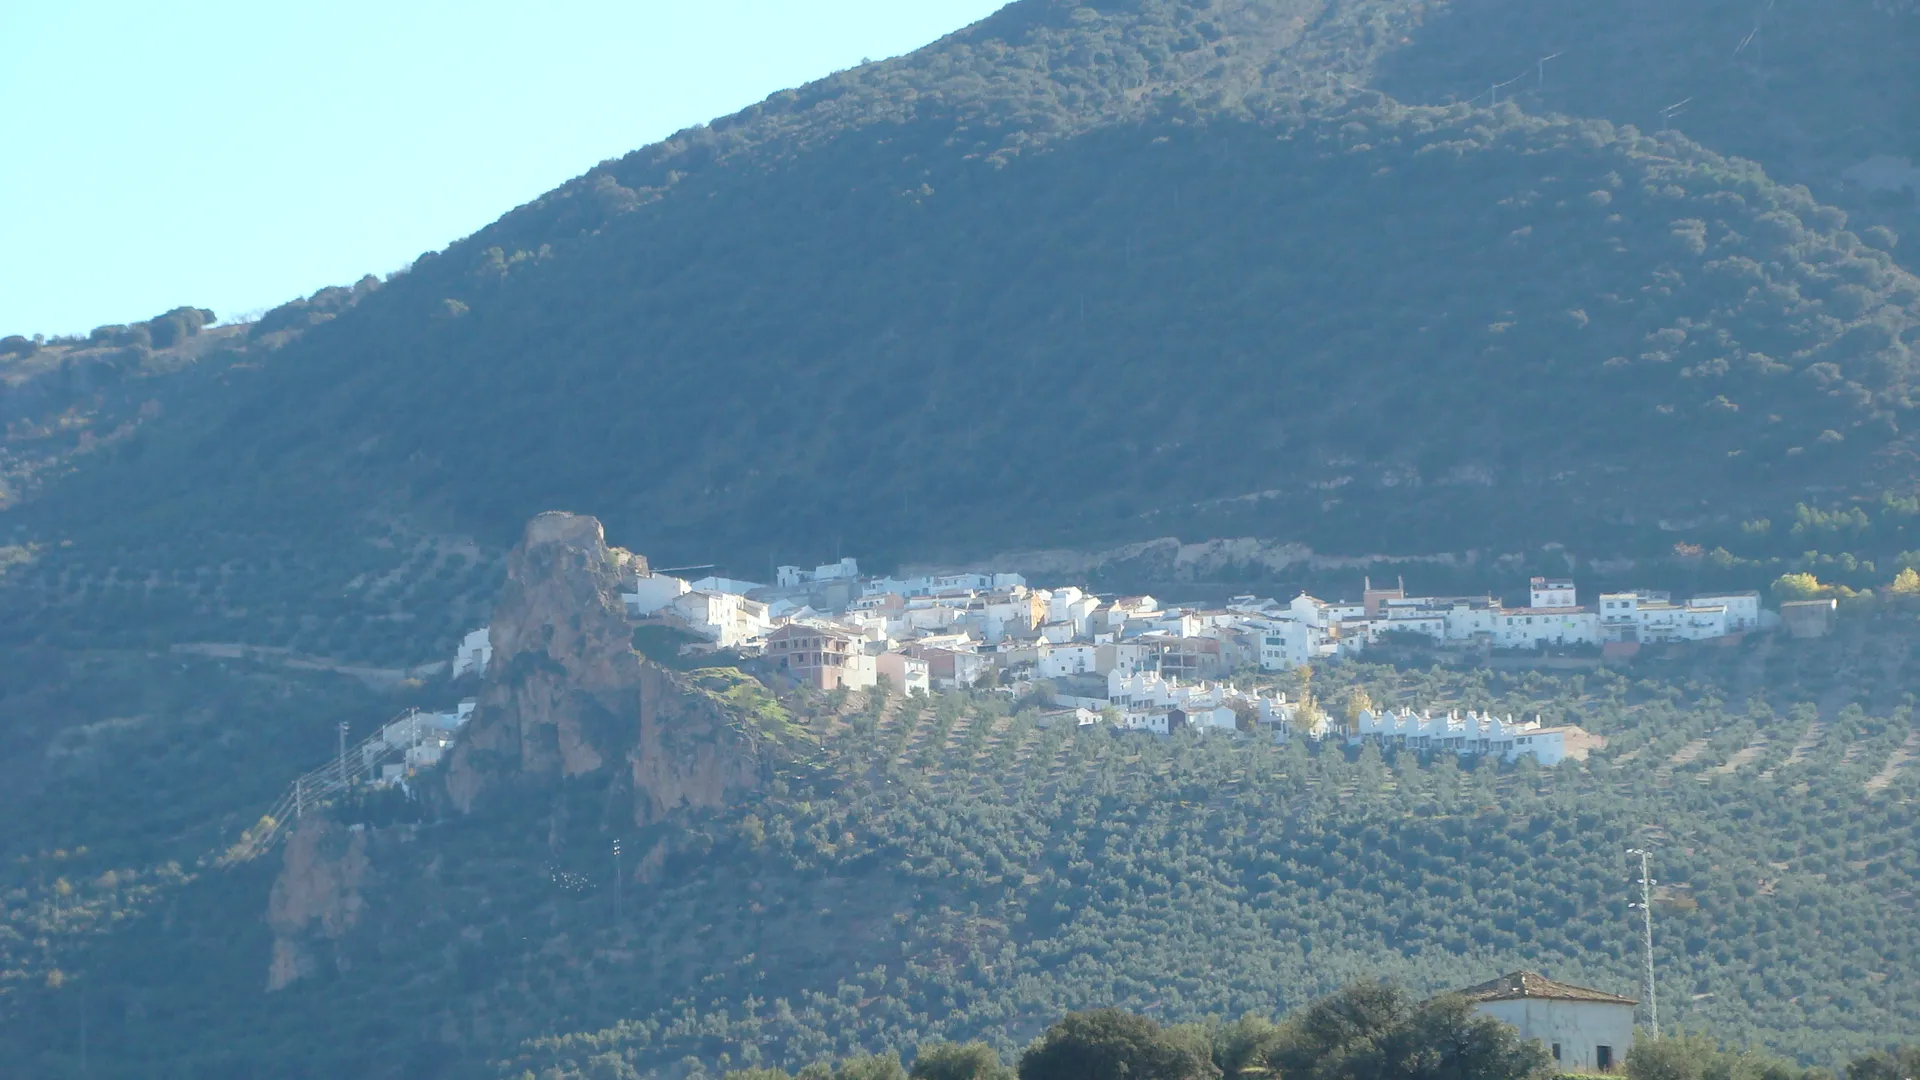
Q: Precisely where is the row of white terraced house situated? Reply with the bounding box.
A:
[1304,576,1768,651]
[1348,707,1604,766]
[1089,669,1600,765]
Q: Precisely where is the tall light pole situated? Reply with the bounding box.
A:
[612,838,624,923]
[1628,847,1659,1038]
[1536,52,1563,90]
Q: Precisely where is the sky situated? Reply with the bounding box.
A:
[0,0,1008,338]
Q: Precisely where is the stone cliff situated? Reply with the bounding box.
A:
[265,816,371,991]
[444,511,765,824]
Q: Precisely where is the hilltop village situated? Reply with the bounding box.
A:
[410,555,1833,774]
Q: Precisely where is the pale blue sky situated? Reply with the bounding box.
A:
[0,1,1007,337]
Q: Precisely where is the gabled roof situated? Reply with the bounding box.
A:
[1455,971,1637,1006]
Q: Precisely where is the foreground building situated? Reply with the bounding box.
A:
[1456,971,1637,1073]
[764,622,874,690]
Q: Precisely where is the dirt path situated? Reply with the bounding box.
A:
[169,642,447,687]
[1762,721,1827,779]
[1656,738,1712,784]
[1710,739,1767,775]
[1866,730,1920,794]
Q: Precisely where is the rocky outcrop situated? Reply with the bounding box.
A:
[627,665,765,823]
[266,816,371,991]
[445,512,764,824]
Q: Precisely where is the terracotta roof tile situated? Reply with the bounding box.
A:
[1454,970,1638,1006]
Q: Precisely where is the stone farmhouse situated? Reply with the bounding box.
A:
[1457,970,1638,1073]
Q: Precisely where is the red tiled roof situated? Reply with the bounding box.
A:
[1455,971,1637,1006]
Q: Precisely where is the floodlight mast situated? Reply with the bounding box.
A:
[1628,847,1659,1038]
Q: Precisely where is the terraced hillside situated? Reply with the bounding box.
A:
[4,630,1916,1079]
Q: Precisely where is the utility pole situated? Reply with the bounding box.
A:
[612,838,624,923]
[1660,98,1691,133]
[1628,847,1659,1038]
[1536,52,1562,89]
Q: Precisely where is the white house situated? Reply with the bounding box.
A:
[906,644,993,689]
[668,590,772,648]
[776,558,860,588]
[1248,617,1317,671]
[904,598,966,633]
[1489,608,1601,649]
[689,575,766,596]
[1038,620,1079,645]
[1043,587,1104,638]
[405,738,455,770]
[1600,590,1729,642]
[876,651,930,694]
[972,590,1042,642]
[451,627,492,679]
[1456,971,1636,1074]
[863,571,1025,598]
[841,648,878,690]
[1106,670,1280,736]
[1038,642,1101,679]
[1691,591,1760,632]
[1379,603,1451,642]
[1103,596,1160,633]
[1288,593,1366,629]
[1529,577,1578,610]
[622,573,690,617]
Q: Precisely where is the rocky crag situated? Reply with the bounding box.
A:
[444,511,767,825]
[265,816,371,991]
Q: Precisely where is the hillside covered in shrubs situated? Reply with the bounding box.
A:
[3,1,1917,648]
[6,639,1918,1078]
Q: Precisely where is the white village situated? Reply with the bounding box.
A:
[358,556,1839,793]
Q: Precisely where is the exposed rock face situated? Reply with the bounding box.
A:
[266,816,371,991]
[445,511,762,824]
[627,664,765,823]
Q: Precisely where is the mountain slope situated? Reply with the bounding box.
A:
[1374,0,1920,266]
[3,1,1917,646]
[75,100,1920,565]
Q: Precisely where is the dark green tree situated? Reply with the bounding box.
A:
[1627,1034,1821,1080]
[1376,994,1552,1080]
[1210,1014,1289,1080]
[1846,1048,1920,1080]
[1265,981,1410,1080]
[913,1041,1015,1080]
[838,1052,910,1080]
[1020,1009,1222,1080]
